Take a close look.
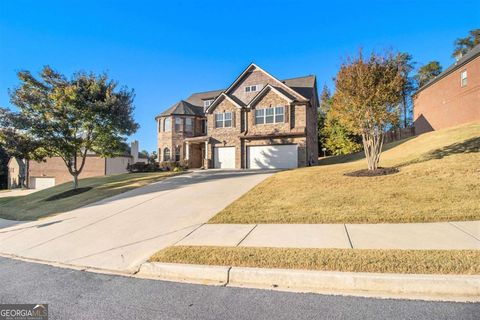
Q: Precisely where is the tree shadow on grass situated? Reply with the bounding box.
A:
[397,136,480,168]
[45,187,93,201]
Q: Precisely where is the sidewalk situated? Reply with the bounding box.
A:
[176,221,480,250]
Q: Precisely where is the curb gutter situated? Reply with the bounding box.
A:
[138,262,480,302]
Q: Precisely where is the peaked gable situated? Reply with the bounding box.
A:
[224,63,308,105]
[247,84,294,108]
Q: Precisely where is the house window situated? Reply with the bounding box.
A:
[203,99,214,108]
[175,146,181,161]
[163,147,170,161]
[158,119,162,132]
[164,118,171,132]
[185,118,193,132]
[255,106,285,124]
[201,119,207,134]
[461,70,468,87]
[175,117,182,132]
[245,85,259,93]
[215,112,232,128]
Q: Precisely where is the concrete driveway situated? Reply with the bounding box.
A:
[0,170,273,272]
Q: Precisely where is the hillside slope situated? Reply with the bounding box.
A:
[210,122,480,224]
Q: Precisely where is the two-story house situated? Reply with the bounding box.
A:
[156,63,319,169]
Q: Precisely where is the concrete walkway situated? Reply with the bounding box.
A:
[176,221,480,250]
[0,189,38,198]
[0,170,273,272]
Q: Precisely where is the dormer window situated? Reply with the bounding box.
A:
[461,70,467,87]
[245,85,259,93]
[203,99,214,108]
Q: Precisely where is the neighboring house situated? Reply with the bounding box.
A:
[413,45,480,134]
[156,63,319,169]
[8,140,144,190]
[7,157,26,189]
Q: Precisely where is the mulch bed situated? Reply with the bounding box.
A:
[344,167,399,177]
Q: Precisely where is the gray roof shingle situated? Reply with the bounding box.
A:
[156,74,316,117]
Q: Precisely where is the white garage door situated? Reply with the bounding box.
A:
[248,145,298,169]
[30,177,56,190]
[214,147,236,169]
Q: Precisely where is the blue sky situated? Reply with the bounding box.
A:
[1,0,479,152]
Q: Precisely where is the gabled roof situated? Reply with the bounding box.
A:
[156,64,317,117]
[157,100,203,117]
[416,44,480,94]
[205,93,244,113]
[247,84,294,108]
[222,63,309,102]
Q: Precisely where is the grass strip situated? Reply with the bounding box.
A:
[150,246,480,275]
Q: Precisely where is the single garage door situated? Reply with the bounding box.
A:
[248,145,298,169]
[214,147,236,169]
[30,177,56,190]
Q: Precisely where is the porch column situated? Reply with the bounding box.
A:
[185,142,189,160]
[204,141,208,159]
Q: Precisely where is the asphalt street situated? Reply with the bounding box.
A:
[0,257,478,320]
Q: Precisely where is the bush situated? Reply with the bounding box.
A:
[173,166,184,172]
[128,162,159,173]
[159,161,177,171]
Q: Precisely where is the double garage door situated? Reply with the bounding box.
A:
[213,145,298,169]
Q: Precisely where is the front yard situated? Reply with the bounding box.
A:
[150,246,480,275]
[0,171,180,221]
[209,122,480,224]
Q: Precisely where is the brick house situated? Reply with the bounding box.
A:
[156,63,319,169]
[413,45,480,134]
[8,141,146,190]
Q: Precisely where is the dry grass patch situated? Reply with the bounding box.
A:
[150,246,480,275]
[210,123,480,224]
[0,171,182,221]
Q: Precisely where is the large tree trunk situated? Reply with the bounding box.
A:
[362,130,384,171]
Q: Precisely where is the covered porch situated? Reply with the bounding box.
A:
[184,136,210,169]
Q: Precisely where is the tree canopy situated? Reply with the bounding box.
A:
[414,61,442,88]
[0,66,139,188]
[333,50,404,170]
[452,29,480,58]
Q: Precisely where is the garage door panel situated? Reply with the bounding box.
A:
[30,177,56,190]
[214,147,236,169]
[248,145,298,169]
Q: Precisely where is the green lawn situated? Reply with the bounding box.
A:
[150,246,480,275]
[209,122,480,224]
[0,172,180,221]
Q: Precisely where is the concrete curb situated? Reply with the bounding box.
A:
[138,262,229,286]
[137,262,480,302]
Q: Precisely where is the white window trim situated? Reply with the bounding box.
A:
[461,70,467,87]
[255,106,285,125]
[245,85,259,93]
[215,112,233,128]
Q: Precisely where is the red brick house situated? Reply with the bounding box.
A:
[413,45,480,134]
[156,63,319,169]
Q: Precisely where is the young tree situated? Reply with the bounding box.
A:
[452,29,480,58]
[1,66,139,189]
[397,53,416,128]
[414,61,442,87]
[333,50,404,171]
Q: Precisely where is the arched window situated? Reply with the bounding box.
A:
[175,146,181,161]
[163,147,170,161]
[164,117,171,132]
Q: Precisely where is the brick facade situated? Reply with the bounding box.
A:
[413,54,480,134]
[156,64,319,169]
